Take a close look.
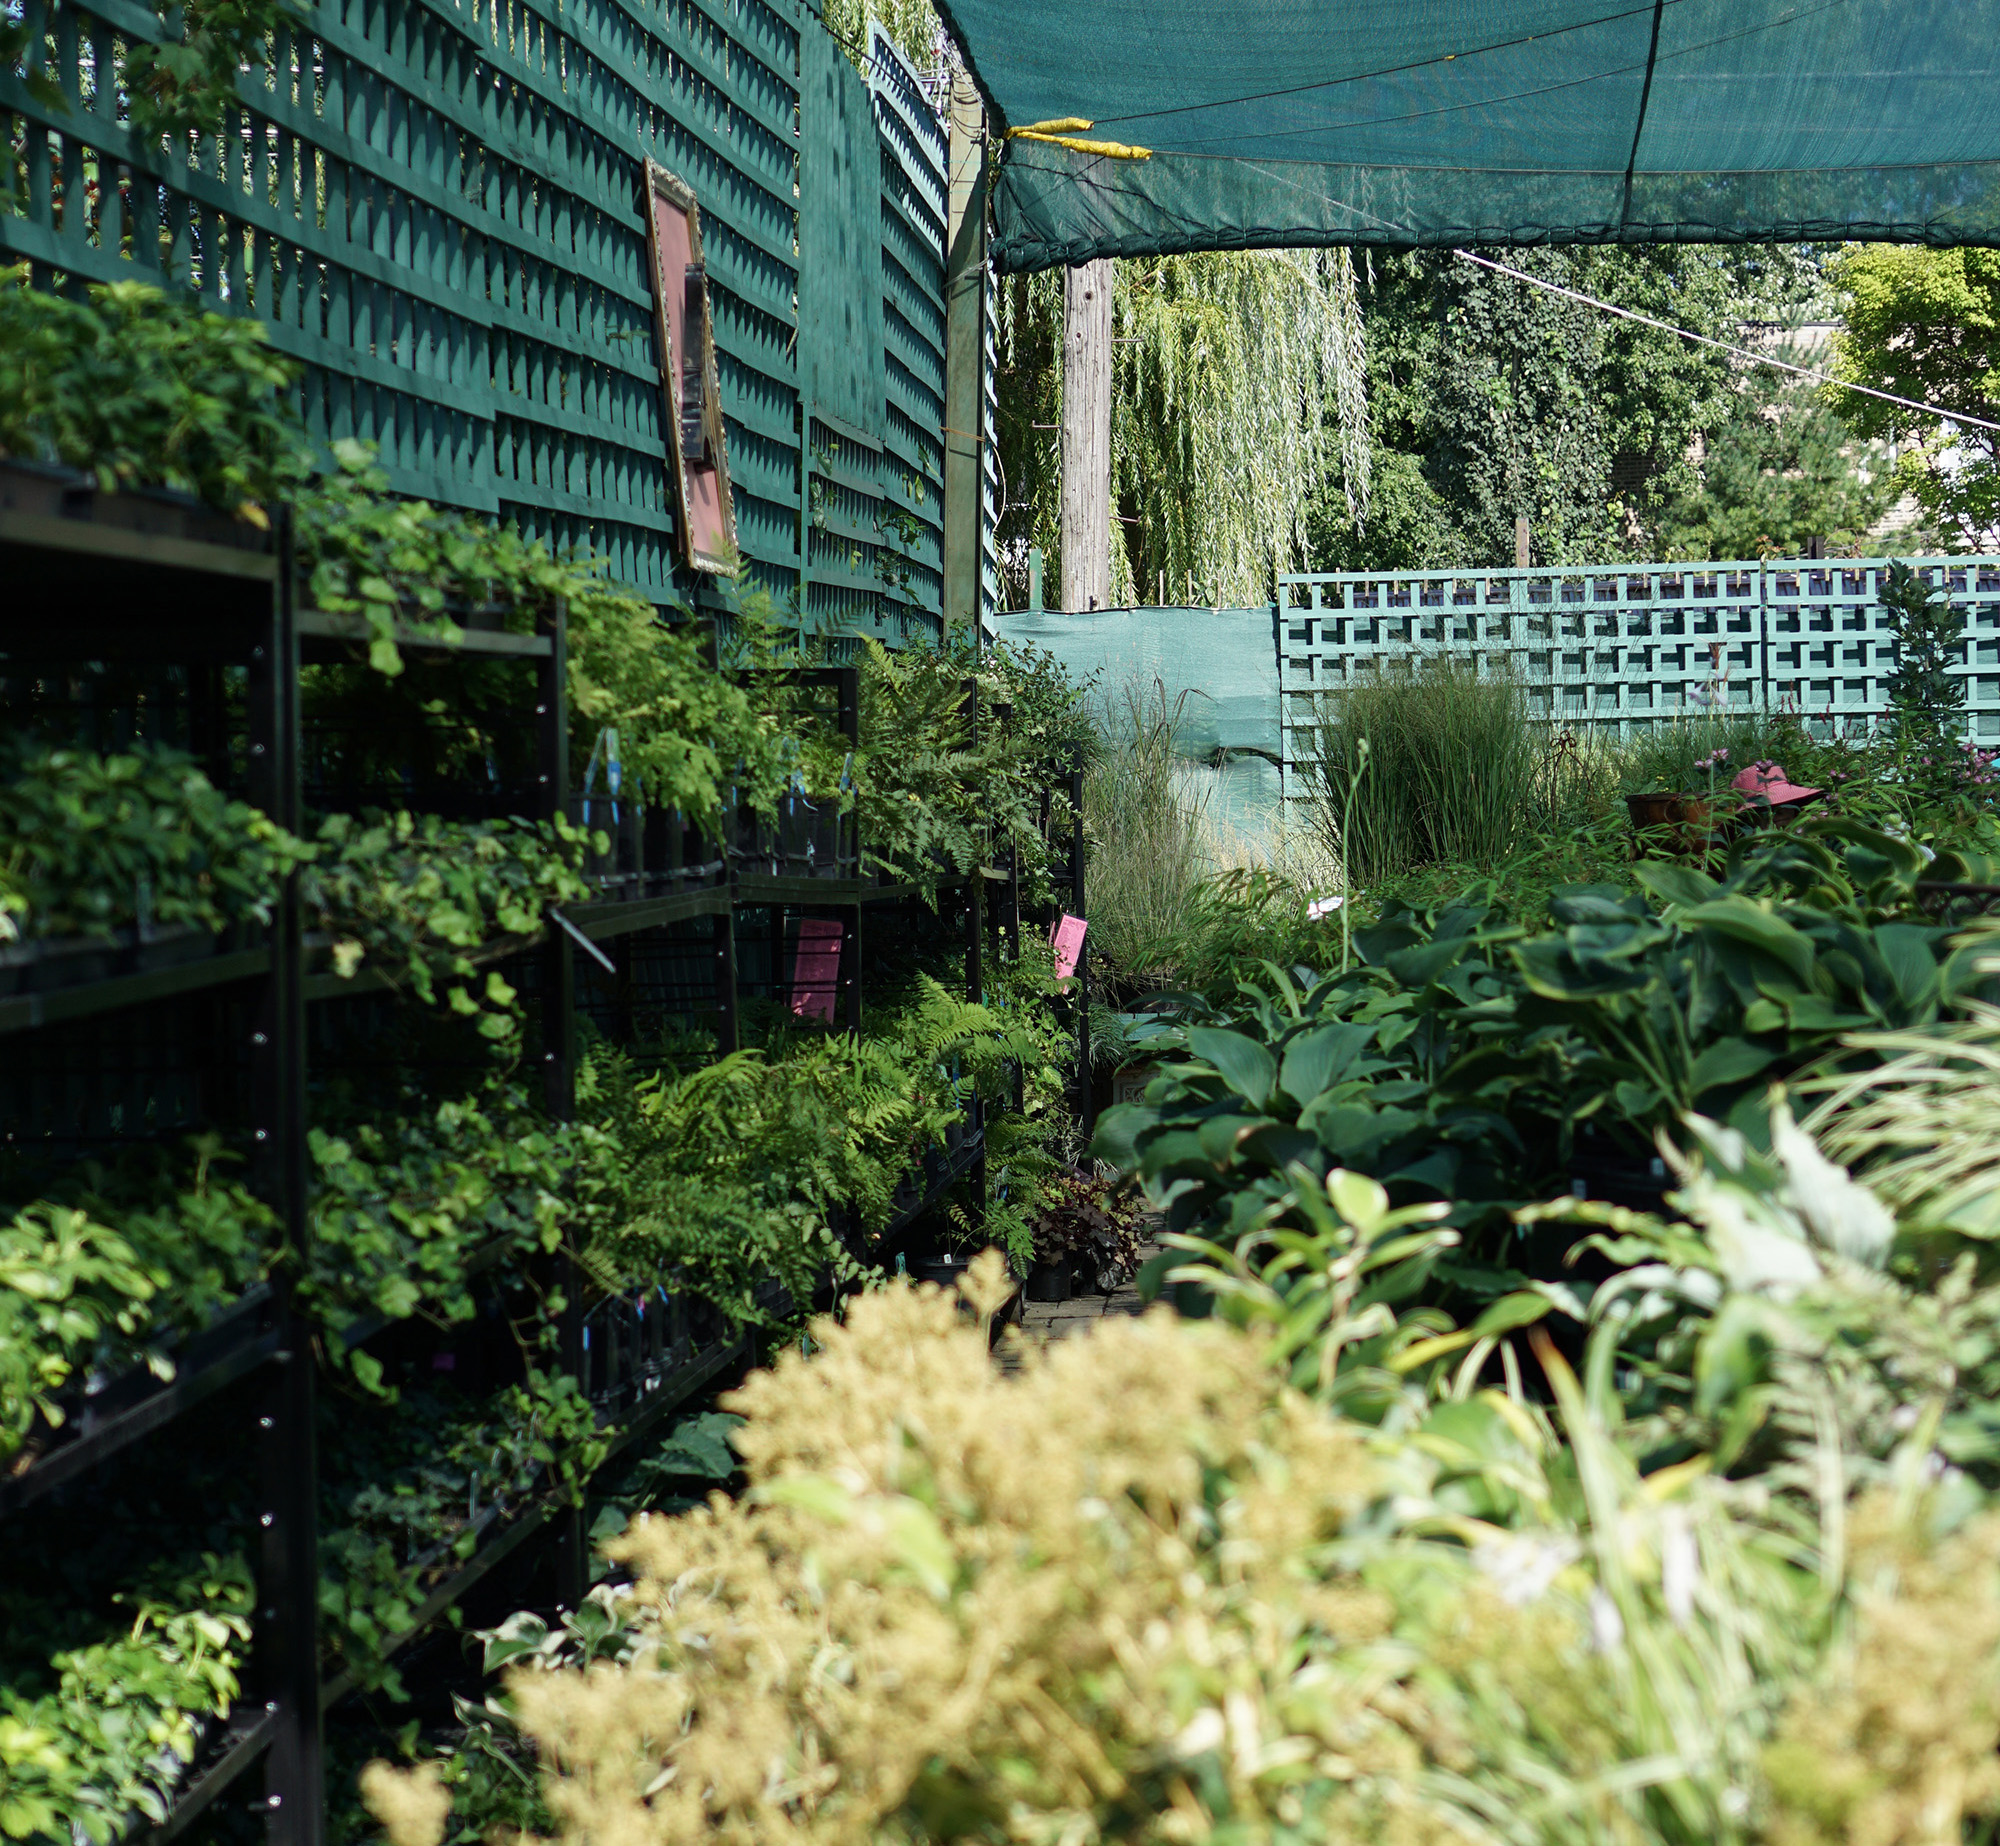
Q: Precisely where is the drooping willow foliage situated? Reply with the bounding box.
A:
[1117,250,1368,606]
[826,0,1370,610]
[819,0,945,74]
[999,253,1369,610]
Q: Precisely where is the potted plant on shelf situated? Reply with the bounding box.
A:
[1025,1166,1146,1300]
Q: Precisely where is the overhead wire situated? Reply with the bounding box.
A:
[1450,249,2000,433]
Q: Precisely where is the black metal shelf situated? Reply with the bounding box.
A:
[145,1708,280,1846]
[0,935,272,1036]
[0,489,1049,1846]
[569,886,734,938]
[0,504,278,587]
[874,1122,988,1264]
[297,608,553,660]
[316,1334,747,1712]
[0,1290,284,1520]
[0,493,316,1845]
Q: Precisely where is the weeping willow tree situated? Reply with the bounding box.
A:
[999,253,1369,610]
[818,0,942,72]
[818,0,1368,609]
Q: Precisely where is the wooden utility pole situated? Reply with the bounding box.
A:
[943,72,988,641]
[1061,257,1113,612]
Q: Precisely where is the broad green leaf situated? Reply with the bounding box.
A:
[1467,1290,1556,1337]
[1688,1037,1779,1098]
[1632,861,1719,909]
[881,1496,954,1600]
[1326,1168,1389,1232]
[1873,923,1942,1010]
[1278,1022,1372,1108]
[1683,896,1816,985]
[1383,937,1471,989]
[1185,1027,1277,1111]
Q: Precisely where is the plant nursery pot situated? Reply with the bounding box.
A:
[1625,790,1723,858]
[1025,1260,1073,1302]
[911,1250,973,1290]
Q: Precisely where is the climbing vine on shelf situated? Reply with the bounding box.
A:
[298,444,786,826]
[302,1087,581,1388]
[302,812,596,1052]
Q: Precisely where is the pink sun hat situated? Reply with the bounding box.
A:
[1732,760,1822,807]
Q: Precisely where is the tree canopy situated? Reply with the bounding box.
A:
[1306,247,1890,573]
[1834,247,2000,552]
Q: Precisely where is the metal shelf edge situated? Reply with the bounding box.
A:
[298,609,554,659]
[595,1334,747,1464]
[0,1289,284,1518]
[317,1336,748,1711]
[143,1708,279,1846]
[0,507,277,582]
[568,888,734,938]
[0,943,273,1037]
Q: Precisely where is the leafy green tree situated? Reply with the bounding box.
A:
[1877,559,1966,754]
[1306,247,1743,571]
[1306,247,1846,572]
[1832,246,2000,549]
[1654,360,1892,561]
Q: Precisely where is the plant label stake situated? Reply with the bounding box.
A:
[1052,913,1087,983]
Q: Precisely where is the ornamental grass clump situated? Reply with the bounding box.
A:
[1297,661,1538,883]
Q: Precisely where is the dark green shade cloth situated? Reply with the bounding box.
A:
[937,0,2000,272]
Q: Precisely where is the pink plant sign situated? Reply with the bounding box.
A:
[791,917,844,1022]
[1051,913,1088,982]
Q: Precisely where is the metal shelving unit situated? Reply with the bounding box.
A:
[0,461,318,1845]
[1,470,1034,1846]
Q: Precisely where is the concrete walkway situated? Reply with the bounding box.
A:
[1016,1243,1159,1344]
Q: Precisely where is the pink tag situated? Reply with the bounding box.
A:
[1051,913,1087,982]
[790,917,843,1022]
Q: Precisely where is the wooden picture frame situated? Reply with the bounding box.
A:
[642,159,737,574]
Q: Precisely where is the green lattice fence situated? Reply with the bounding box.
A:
[2,0,952,637]
[1276,558,2000,772]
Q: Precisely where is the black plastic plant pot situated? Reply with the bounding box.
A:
[1025,1260,1072,1302]
[911,1250,973,1290]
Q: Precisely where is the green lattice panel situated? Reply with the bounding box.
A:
[3,0,957,626]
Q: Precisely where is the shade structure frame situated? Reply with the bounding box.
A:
[932,0,2000,273]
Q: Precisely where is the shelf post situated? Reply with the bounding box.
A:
[537,598,586,1609]
[250,506,323,1846]
[1070,749,1092,1139]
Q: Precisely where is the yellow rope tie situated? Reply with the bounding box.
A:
[1004,117,1152,161]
